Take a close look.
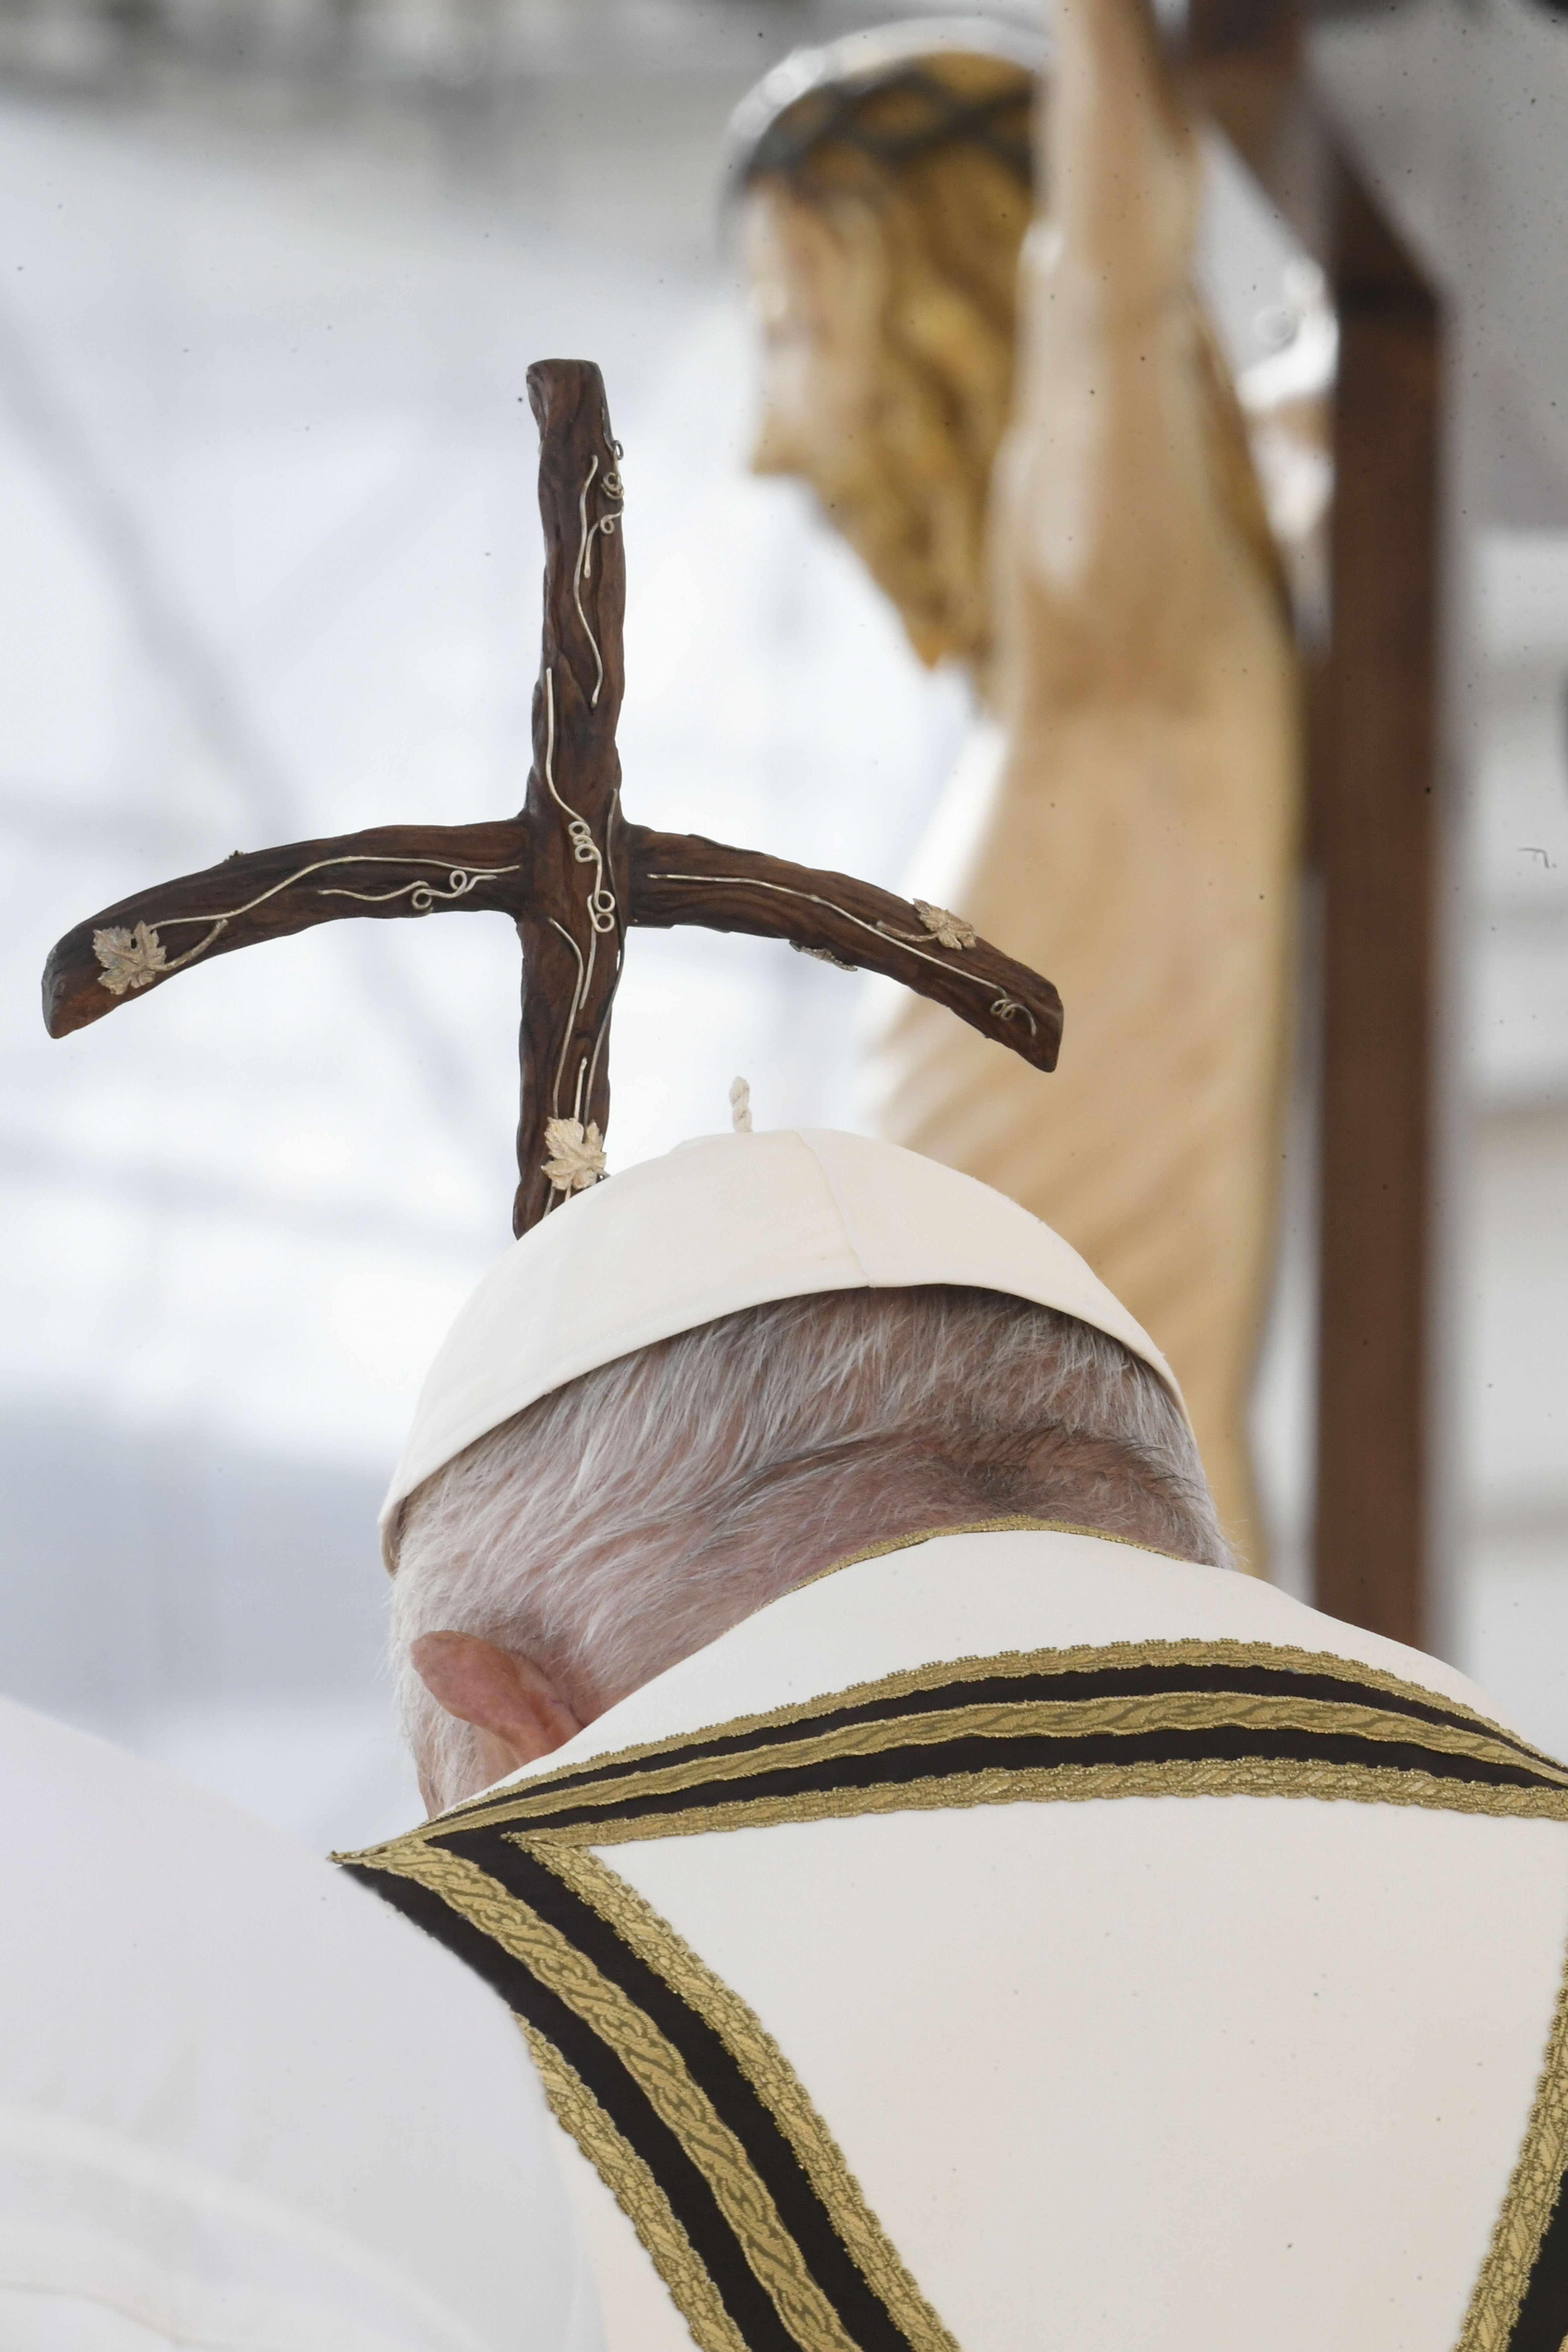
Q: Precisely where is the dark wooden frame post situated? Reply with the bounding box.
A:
[1191,20,1444,1644]
[1315,182,1441,1646]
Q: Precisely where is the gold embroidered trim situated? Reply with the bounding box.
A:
[412,1637,1557,1848]
[1456,1938,1568,2351]
[349,1626,1568,2352]
[519,2020,751,2352]
[369,1840,868,2352]
[533,1841,960,2352]
[471,1690,1559,1850]
[499,1756,1568,1852]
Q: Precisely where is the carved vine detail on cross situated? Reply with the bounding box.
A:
[42,357,1063,1239]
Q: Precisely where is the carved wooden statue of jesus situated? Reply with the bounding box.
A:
[43,360,1061,1234]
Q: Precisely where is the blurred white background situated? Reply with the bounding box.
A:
[0,0,1564,1850]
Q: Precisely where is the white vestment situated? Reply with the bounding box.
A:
[357,1526,1568,2352]
[0,1700,603,2352]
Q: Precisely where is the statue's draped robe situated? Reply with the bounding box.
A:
[347,1526,1568,2352]
[863,585,1298,1563]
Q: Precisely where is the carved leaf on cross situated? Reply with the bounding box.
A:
[913,901,977,952]
[542,1117,608,1195]
[93,923,168,996]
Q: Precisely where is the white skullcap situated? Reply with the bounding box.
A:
[381,1129,1182,1564]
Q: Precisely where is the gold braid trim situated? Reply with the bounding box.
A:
[471,1691,1563,1850]
[367,1840,865,2352]
[1456,1941,1568,2352]
[415,1635,1553,1846]
[500,1756,1568,1853]
[519,2021,751,2352]
[531,1840,960,2352]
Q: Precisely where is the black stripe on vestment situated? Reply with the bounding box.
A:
[471,1722,1568,1844]
[343,1843,923,2352]
[477,1834,920,2352]
[435,1658,1559,1832]
[345,1640,1568,2352]
[1503,2168,1568,2352]
[343,1859,804,2352]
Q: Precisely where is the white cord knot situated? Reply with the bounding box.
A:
[729,1076,753,1134]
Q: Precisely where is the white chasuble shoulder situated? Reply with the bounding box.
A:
[342,1530,1568,2352]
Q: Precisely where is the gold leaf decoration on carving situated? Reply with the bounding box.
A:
[93,922,168,995]
[542,1117,607,1194]
[913,900,977,951]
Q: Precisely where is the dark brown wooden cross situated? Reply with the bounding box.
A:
[42,358,1061,1237]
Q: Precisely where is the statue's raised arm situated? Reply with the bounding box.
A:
[1000,0,1284,700]
[1002,0,1278,694]
[732,9,1301,1562]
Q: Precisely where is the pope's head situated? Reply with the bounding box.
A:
[386,1130,1228,1814]
[733,25,1037,686]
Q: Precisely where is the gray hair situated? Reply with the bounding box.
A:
[392,1285,1230,1807]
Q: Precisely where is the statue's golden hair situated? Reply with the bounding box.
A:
[747,52,1283,683]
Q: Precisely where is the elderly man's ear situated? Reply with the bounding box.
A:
[409,1633,583,1798]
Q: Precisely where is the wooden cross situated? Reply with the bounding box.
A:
[42,359,1062,1237]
